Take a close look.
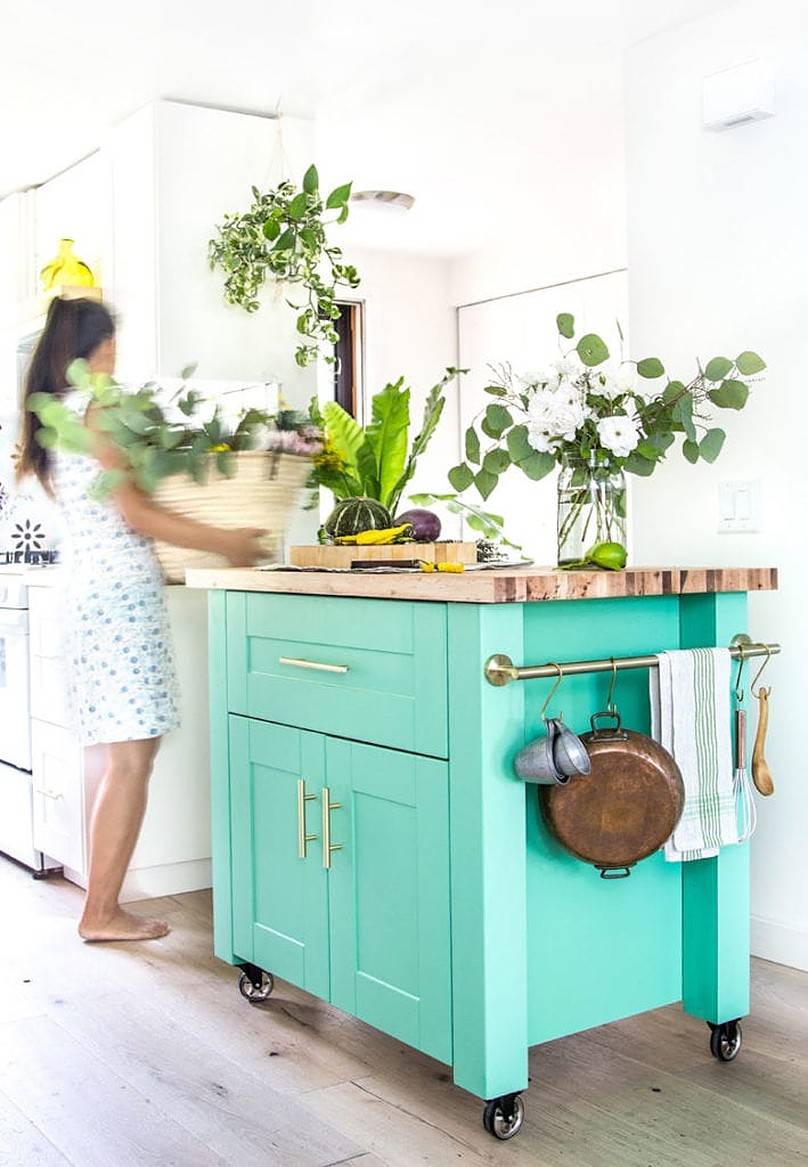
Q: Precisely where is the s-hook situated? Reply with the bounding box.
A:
[540,663,565,721]
[606,656,619,715]
[734,646,748,703]
[750,643,774,697]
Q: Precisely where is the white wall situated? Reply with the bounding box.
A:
[341,247,457,510]
[625,0,808,969]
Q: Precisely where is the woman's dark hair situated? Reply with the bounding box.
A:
[16,296,116,491]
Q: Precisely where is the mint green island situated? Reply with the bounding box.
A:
[187,563,777,1141]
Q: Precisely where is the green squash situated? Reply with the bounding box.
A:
[325,497,393,539]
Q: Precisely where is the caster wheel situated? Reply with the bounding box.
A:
[708,1020,743,1062]
[482,1093,525,1140]
[238,970,274,1004]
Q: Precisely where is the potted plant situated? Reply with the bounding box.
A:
[439,313,765,568]
[208,164,359,367]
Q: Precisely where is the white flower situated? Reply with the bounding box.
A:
[527,421,558,453]
[597,414,641,458]
[527,389,584,443]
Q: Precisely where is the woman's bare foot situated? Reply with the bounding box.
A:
[78,908,170,942]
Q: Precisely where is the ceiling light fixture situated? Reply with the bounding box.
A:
[351,190,415,213]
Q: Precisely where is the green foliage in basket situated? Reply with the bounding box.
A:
[208,163,360,368]
[307,368,463,517]
[28,360,289,498]
[443,311,765,504]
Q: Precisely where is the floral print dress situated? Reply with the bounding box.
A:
[51,390,180,745]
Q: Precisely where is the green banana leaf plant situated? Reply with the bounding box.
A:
[308,368,462,516]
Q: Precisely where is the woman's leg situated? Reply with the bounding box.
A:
[78,738,168,941]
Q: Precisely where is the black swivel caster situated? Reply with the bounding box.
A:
[708,1019,743,1062]
[237,963,275,1005]
[482,1093,525,1140]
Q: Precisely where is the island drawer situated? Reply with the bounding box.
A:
[225,592,448,757]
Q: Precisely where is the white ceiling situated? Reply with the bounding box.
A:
[1,0,732,256]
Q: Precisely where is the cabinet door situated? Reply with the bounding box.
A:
[326,738,452,1063]
[31,719,85,873]
[229,716,329,999]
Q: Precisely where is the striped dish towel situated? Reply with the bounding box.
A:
[650,648,738,862]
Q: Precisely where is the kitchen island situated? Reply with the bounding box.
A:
[187,563,777,1139]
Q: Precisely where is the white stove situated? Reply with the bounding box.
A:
[0,566,59,874]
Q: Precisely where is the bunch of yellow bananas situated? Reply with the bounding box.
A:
[335,523,414,547]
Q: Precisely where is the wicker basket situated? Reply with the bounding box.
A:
[153,450,311,583]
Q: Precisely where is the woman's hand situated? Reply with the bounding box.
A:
[218,528,268,567]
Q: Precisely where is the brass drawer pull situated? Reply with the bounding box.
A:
[279,656,349,675]
[296,779,318,860]
[321,786,343,870]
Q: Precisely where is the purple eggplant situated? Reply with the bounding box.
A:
[394,508,441,542]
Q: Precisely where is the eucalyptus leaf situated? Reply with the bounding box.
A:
[556,312,575,339]
[708,379,749,410]
[483,403,512,437]
[704,356,733,382]
[474,467,498,500]
[483,384,508,397]
[637,357,665,379]
[576,333,610,367]
[465,426,481,464]
[624,450,655,477]
[483,448,511,475]
[735,351,766,375]
[519,451,555,480]
[506,424,533,464]
[699,428,726,463]
[448,462,475,492]
[682,440,700,464]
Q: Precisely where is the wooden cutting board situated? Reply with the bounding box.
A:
[289,541,478,568]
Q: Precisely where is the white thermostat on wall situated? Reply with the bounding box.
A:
[702,59,775,131]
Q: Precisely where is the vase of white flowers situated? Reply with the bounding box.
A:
[442,312,765,569]
[556,452,626,566]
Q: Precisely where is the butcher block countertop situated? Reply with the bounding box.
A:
[184,564,778,604]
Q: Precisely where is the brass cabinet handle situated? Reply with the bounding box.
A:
[296,779,318,860]
[279,656,349,675]
[321,786,343,870]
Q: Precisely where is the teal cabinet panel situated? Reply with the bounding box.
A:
[229,716,330,999]
[226,593,448,758]
[327,738,452,1064]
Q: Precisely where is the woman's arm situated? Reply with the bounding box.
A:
[88,408,266,567]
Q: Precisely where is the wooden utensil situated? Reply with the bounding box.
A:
[751,687,775,796]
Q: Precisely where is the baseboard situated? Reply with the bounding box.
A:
[751,914,808,973]
[62,858,212,903]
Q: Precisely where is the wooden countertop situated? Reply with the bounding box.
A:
[184,564,778,604]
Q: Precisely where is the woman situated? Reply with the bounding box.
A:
[17,296,264,942]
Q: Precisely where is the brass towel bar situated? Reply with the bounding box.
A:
[484,637,781,687]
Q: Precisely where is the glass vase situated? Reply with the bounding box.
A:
[556,454,627,567]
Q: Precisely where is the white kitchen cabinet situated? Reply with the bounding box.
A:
[27,575,213,901]
[31,718,85,875]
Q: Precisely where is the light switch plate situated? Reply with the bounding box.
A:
[718,479,760,533]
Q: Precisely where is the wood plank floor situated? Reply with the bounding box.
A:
[1,858,807,1167]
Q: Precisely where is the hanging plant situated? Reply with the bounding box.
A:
[208,164,360,367]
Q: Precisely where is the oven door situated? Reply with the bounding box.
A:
[0,607,32,771]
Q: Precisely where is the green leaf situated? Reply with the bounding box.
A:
[262,217,281,241]
[287,192,308,221]
[519,451,555,480]
[483,403,512,438]
[483,384,507,397]
[483,448,511,475]
[465,426,481,465]
[735,350,766,375]
[326,182,353,209]
[322,400,365,481]
[708,379,749,410]
[303,164,319,194]
[646,430,675,452]
[364,377,411,505]
[699,427,726,463]
[662,380,684,403]
[34,426,58,449]
[624,451,656,477]
[672,393,696,441]
[682,440,700,464]
[704,356,733,382]
[506,424,533,464]
[179,363,198,380]
[474,468,498,500]
[556,312,575,339]
[637,357,665,379]
[448,462,474,492]
[576,333,610,367]
[273,226,296,251]
[386,369,455,513]
[636,440,661,461]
